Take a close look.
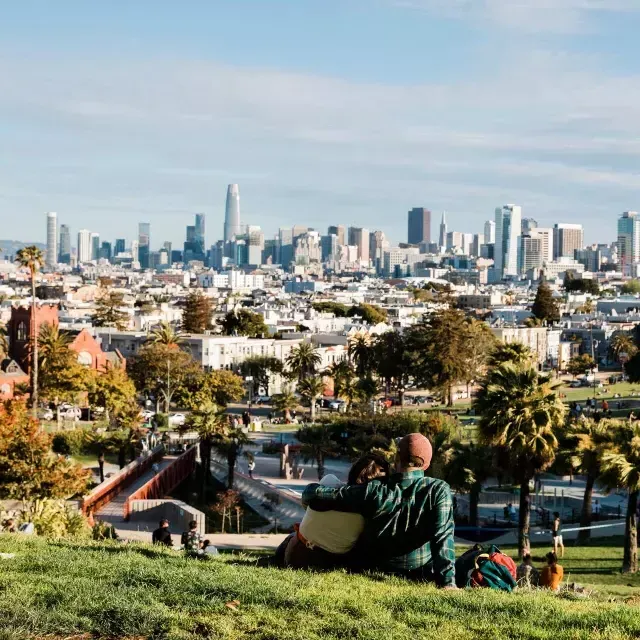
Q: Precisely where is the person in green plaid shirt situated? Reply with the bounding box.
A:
[301,433,456,587]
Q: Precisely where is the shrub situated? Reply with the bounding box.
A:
[154,413,169,429]
[19,500,90,539]
[51,430,88,456]
[92,520,119,541]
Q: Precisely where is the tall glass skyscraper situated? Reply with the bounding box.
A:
[138,222,151,268]
[494,204,522,278]
[46,212,57,268]
[59,224,71,264]
[224,184,241,242]
[77,229,92,263]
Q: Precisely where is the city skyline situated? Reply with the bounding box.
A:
[2,2,640,245]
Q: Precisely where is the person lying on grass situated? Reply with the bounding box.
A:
[302,433,456,588]
[275,453,390,569]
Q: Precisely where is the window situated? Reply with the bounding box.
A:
[17,321,27,342]
[0,383,10,397]
[77,351,92,367]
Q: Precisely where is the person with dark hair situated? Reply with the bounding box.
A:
[181,520,203,556]
[540,552,564,591]
[152,519,172,547]
[516,553,539,587]
[302,433,456,588]
[278,453,390,569]
[551,512,564,558]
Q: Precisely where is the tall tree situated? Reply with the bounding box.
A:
[271,387,298,422]
[148,321,185,347]
[326,360,358,408]
[531,281,560,324]
[297,423,335,480]
[373,331,412,403]
[15,245,44,415]
[601,421,640,573]
[181,291,213,334]
[240,355,283,394]
[488,342,535,368]
[220,309,268,338]
[0,323,8,360]
[286,342,322,381]
[610,332,637,364]
[474,362,565,558]
[348,334,374,378]
[87,364,137,426]
[347,303,388,325]
[565,418,615,542]
[184,370,245,409]
[462,321,497,396]
[297,376,325,421]
[92,290,129,330]
[567,354,595,379]
[0,399,90,499]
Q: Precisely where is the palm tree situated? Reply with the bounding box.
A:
[15,245,44,415]
[271,388,298,423]
[610,332,637,364]
[326,360,357,409]
[565,417,615,542]
[297,423,335,480]
[348,334,373,378]
[488,342,534,368]
[38,322,73,369]
[474,362,565,558]
[147,321,185,348]
[0,323,8,360]
[601,421,640,573]
[297,376,325,422]
[286,342,321,381]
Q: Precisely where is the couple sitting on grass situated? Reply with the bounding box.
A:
[276,433,456,589]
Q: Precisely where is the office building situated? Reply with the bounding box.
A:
[77,230,92,263]
[530,228,553,265]
[575,245,602,272]
[59,224,71,264]
[100,242,112,261]
[471,233,484,258]
[131,240,139,263]
[46,212,57,268]
[446,231,464,252]
[617,211,640,271]
[521,218,538,234]
[224,184,241,242]
[138,222,150,269]
[484,220,496,244]
[115,238,126,255]
[195,213,205,251]
[348,227,370,262]
[321,234,338,261]
[294,231,322,265]
[247,225,264,265]
[521,235,544,273]
[278,228,294,268]
[90,233,100,261]
[407,208,431,245]
[328,225,346,246]
[494,204,522,278]
[553,223,583,260]
[439,212,447,249]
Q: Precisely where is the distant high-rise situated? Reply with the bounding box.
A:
[91,233,100,261]
[224,184,241,242]
[521,227,552,274]
[138,222,151,268]
[77,230,92,263]
[278,227,294,267]
[521,218,538,234]
[617,211,640,271]
[328,225,346,246]
[46,212,57,268]
[484,220,496,244]
[407,208,431,245]
[115,238,126,255]
[100,241,112,261]
[195,213,206,253]
[553,223,583,260]
[439,212,447,249]
[348,227,370,263]
[494,205,522,278]
[59,224,71,264]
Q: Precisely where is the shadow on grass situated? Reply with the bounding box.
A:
[47,540,177,561]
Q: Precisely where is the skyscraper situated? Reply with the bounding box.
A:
[115,238,126,255]
[224,184,241,242]
[348,227,370,263]
[553,223,584,260]
[328,225,346,246]
[138,222,151,268]
[278,227,294,267]
[59,224,71,264]
[46,212,57,268]
[439,212,447,249]
[91,233,100,261]
[484,220,496,244]
[77,230,92,263]
[195,213,206,255]
[407,208,431,245]
[617,211,640,271]
[494,205,522,278]
[521,218,538,234]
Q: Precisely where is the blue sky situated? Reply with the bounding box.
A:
[1,0,640,248]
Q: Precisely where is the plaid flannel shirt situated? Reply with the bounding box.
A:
[302,470,456,586]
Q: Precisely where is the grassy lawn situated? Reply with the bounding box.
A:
[556,382,640,403]
[1,536,640,640]
[71,453,119,468]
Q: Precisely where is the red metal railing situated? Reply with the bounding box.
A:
[123,446,197,520]
[82,446,164,516]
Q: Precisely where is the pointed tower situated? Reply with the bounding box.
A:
[438,211,447,249]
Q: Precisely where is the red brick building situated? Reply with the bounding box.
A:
[0,359,29,400]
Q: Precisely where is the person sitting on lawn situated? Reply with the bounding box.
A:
[302,433,456,588]
[277,453,390,569]
[152,519,173,547]
[540,552,564,591]
[516,553,539,588]
[181,520,203,556]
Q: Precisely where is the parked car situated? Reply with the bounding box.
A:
[39,408,54,421]
[328,400,346,412]
[253,395,271,405]
[140,409,155,421]
[168,413,186,426]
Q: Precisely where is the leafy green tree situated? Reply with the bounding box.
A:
[474,362,565,558]
[220,309,268,337]
[610,332,637,364]
[286,342,321,381]
[347,303,388,325]
[601,421,640,573]
[312,301,349,317]
[297,423,336,480]
[92,290,129,330]
[297,376,325,422]
[488,342,535,368]
[326,360,358,408]
[0,399,90,499]
[181,291,213,333]
[15,245,44,413]
[348,334,374,377]
[462,321,497,395]
[621,279,640,295]
[564,276,600,294]
[565,418,615,542]
[373,331,412,403]
[240,356,283,394]
[567,354,595,378]
[271,388,298,422]
[625,352,640,384]
[87,364,137,426]
[531,280,560,324]
[148,321,185,347]
[185,370,245,409]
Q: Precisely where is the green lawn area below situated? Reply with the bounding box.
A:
[1,535,640,640]
[556,381,640,403]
